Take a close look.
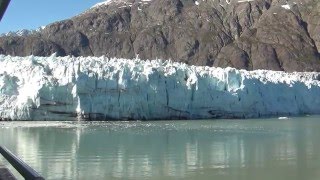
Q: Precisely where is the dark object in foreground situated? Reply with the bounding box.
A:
[0,146,44,180]
[0,165,16,180]
[0,0,10,21]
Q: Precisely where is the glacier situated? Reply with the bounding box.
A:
[0,54,319,121]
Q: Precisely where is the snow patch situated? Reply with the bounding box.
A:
[91,0,128,9]
[237,0,255,3]
[281,4,291,10]
[1,26,45,37]
[91,1,111,8]
[92,0,153,9]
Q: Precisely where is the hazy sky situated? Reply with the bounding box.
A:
[0,0,104,34]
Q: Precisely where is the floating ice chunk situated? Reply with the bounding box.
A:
[278,117,289,120]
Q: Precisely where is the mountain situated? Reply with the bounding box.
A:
[0,0,320,72]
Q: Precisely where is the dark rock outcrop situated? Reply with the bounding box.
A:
[1,0,320,72]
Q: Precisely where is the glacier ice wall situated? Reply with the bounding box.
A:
[0,54,320,120]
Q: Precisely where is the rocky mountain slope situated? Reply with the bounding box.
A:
[1,0,320,72]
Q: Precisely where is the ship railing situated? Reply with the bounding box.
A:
[0,146,44,180]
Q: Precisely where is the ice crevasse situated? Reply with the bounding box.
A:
[0,54,319,120]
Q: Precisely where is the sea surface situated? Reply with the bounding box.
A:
[1,116,320,180]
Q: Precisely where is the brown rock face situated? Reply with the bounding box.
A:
[0,0,320,72]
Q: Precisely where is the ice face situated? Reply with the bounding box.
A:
[0,54,319,120]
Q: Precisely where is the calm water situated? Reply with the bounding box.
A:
[1,116,320,180]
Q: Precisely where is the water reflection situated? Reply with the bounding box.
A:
[0,117,320,180]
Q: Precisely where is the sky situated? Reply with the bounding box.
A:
[0,0,105,34]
